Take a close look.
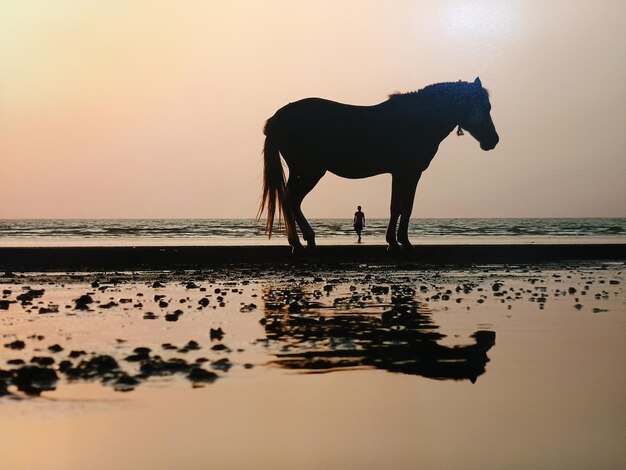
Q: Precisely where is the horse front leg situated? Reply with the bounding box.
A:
[397,172,421,249]
[386,175,403,250]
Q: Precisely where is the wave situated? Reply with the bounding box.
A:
[1,218,625,241]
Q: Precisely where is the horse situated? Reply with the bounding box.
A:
[258,77,499,252]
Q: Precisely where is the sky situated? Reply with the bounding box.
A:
[1,0,625,219]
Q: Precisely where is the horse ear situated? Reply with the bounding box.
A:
[474,77,482,87]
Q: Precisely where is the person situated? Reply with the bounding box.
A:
[353,206,365,243]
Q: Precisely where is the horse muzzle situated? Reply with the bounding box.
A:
[480,134,499,151]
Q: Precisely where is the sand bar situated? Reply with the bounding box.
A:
[1,243,625,271]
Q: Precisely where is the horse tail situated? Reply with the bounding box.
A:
[258,117,291,239]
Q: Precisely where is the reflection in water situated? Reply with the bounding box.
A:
[263,283,495,383]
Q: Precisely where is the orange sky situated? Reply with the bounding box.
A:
[1,1,625,218]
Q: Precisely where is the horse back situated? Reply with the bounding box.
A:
[266,98,440,176]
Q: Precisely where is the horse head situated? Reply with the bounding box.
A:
[458,77,499,151]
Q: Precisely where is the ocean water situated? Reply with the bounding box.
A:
[0,218,625,246]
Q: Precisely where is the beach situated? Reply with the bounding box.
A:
[1,249,624,469]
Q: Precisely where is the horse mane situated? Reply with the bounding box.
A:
[388,81,489,104]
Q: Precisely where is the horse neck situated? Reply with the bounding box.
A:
[387,91,462,140]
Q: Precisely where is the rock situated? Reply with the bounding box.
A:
[187,367,218,383]
[239,303,257,312]
[4,340,25,350]
[184,340,201,351]
[39,305,59,314]
[152,281,165,288]
[58,360,72,372]
[74,294,94,310]
[210,358,232,372]
[186,282,200,289]
[209,328,224,340]
[113,374,140,392]
[492,282,504,292]
[13,366,58,396]
[198,298,210,307]
[99,301,118,309]
[165,311,181,322]
[30,356,55,366]
[143,312,158,320]
[68,350,87,358]
[0,300,13,310]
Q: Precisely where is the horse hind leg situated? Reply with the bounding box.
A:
[286,171,325,250]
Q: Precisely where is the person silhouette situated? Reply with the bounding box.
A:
[353,206,365,243]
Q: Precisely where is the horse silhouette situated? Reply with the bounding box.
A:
[259,77,499,252]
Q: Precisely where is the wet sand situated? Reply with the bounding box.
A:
[0,260,625,469]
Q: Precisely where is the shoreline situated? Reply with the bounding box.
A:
[1,243,625,271]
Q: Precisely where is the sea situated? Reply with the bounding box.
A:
[0,218,625,246]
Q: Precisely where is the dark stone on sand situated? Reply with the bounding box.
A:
[39,305,59,314]
[0,300,12,310]
[239,303,257,312]
[371,285,390,295]
[184,340,201,351]
[58,360,72,372]
[69,350,87,358]
[187,367,218,383]
[125,352,150,362]
[113,373,140,392]
[209,328,224,340]
[186,282,200,289]
[143,312,158,320]
[162,343,178,350]
[7,359,25,365]
[165,311,181,322]
[64,355,120,381]
[139,357,190,376]
[159,300,169,308]
[99,301,118,309]
[210,358,232,372]
[492,282,503,292]
[74,294,94,310]
[152,281,165,288]
[13,366,58,396]
[31,356,55,366]
[198,297,210,307]
[211,344,228,351]
[4,340,25,350]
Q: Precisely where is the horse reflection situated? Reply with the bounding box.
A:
[262,284,495,383]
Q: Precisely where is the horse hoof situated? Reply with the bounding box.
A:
[387,243,401,252]
[290,244,305,255]
[400,243,414,251]
[304,243,317,254]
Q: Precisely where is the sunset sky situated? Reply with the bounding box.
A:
[1,1,624,219]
